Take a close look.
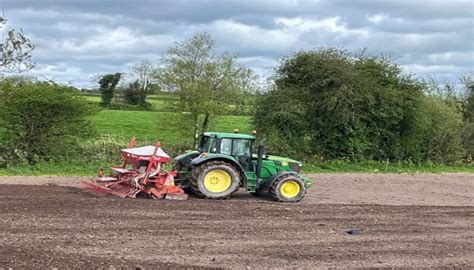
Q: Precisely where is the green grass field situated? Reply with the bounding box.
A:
[82,94,180,111]
[89,110,252,144]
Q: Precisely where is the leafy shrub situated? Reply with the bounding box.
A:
[462,83,474,160]
[416,96,464,163]
[0,79,96,165]
[123,80,141,105]
[255,48,464,164]
[98,73,121,106]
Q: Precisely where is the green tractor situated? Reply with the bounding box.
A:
[173,131,313,202]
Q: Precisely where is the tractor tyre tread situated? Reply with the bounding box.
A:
[189,161,240,199]
[269,174,306,203]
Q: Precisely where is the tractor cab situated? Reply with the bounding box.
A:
[198,132,255,170]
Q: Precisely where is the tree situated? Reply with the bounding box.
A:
[0,79,95,165]
[255,48,464,163]
[158,32,257,146]
[129,60,157,107]
[123,80,141,105]
[98,73,121,106]
[460,77,474,159]
[0,17,35,73]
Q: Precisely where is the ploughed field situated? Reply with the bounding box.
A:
[0,173,473,269]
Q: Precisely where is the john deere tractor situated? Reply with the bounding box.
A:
[173,132,313,202]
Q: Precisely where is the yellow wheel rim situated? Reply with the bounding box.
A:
[280,181,300,198]
[203,170,232,193]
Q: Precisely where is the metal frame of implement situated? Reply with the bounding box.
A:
[81,138,188,200]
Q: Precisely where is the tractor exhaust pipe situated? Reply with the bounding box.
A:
[255,138,266,188]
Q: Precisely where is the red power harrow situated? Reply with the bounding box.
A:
[81,138,188,200]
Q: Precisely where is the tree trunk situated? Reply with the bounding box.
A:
[201,111,210,135]
[193,114,199,149]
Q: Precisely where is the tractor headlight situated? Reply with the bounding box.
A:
[288,162,301,173]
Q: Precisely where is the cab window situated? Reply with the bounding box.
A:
[232,139,251,156]
[220,138,232,155]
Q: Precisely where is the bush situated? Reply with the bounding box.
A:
[123,80,141,105]
[98,73,121,106]
[462,83,474,159]
[0,79,96,165]
[255,48,464,164]
[417,96,464,163]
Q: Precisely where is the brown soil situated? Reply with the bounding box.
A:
[0,173,473,269]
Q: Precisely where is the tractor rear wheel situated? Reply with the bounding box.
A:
[270,175,306,202]
[190,161,240,199]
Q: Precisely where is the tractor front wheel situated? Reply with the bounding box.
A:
[190,161,240,199]
[270,175,306,202]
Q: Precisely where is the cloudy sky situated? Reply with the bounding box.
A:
[3,0,474,88]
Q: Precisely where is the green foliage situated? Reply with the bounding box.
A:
[123,80,142,105]
[0,16,35,73]
[158,32,258,145]
[0,79,96,165]
[98,73,121,106]
[129,60,157,106]
[462,82,474,158]
[255,48,465,164]
[464,84,474,121]
[416,96,464,163]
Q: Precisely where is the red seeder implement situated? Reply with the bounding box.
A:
[81,138,188,200]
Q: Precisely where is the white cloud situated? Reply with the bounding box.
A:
[1,1,471,88]
[367,14,387,24]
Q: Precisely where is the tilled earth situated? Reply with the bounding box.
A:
[0,173,473,269]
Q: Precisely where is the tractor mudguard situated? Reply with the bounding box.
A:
[191,155,247,184]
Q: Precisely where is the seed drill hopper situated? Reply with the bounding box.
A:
[81,138,187,200]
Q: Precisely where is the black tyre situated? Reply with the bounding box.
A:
[269,175,306,202]
[190,161,240,199]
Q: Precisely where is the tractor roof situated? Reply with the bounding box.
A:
[203,132,255,140]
